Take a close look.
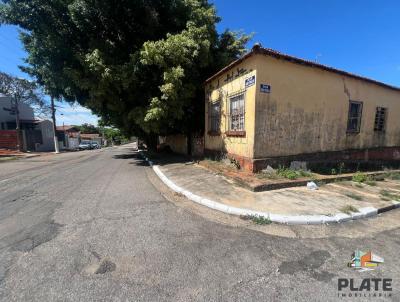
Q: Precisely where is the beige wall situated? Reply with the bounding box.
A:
[161,134,187,155]
[204,56,258,159]
[254,54,400,158]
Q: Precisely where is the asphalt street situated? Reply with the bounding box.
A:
[0,144,399,301]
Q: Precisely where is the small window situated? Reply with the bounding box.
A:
[347,101,363,133]
[209,101,221,132]
[374,107,387,132]
[229,93,245,131]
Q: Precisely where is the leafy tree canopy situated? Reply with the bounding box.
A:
[0,0,250,143]
[74,123,98,134]
[73,122,128,144]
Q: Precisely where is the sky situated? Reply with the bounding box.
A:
[212,0,400,86]
[0,25,99,126]
[0,1,399,125]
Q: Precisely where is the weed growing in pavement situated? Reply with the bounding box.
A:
[241,214,272,225]
[383,172,400,180]
[256,172,280,180]
[380,190,400,201]
[352,172,368,183]
[340,205,359,215]
[345,193,363,201]
[257,166,313,180]
[276,167,313,180]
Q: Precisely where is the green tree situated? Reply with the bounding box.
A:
[0,0,250,147]
[75,123,98,134]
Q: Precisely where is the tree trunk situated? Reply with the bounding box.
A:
[145,133,158,151]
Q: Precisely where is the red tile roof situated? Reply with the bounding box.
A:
[56,125,80,132]
[80,133,101,139]
[205,45,400,92]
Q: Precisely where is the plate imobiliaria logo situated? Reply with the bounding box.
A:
[337,250,393,299]
[348,250,384,271]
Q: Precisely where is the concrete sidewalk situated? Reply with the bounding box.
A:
[151,159,400,223]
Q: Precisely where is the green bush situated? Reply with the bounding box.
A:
[352,172,369,183]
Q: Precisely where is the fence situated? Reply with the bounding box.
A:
[0,130,18,149]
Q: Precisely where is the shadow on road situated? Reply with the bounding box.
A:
[112,153,140,160]
[112,152,149,166]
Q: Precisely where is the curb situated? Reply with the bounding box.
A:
[141,153,400,225]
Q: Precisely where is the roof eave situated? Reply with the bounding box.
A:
[204,46,400,92]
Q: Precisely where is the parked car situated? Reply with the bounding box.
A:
[91,141,101,149]
[78,141,92,150]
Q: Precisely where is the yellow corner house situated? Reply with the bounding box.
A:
[204,44,400,172]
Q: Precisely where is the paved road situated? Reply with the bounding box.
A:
[0,145,399,301]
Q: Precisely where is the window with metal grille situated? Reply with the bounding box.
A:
[347,101,363,133]
[229,93,245,131]
[209,101,221,132]
[374,107,387,132]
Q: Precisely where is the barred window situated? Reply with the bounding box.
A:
[229,93,245,131]
[209,101,221,132]
[374,107,387,132]
[347,101,363,133]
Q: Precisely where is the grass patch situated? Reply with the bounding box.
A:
[352,172,377,186]
[340,205,359,215]
[383,172,400,180]
[380,190,400,201]
[345,193,363,201]
[0,156,18,163]
[241,214,272,225]
[352,172,369,183]
[276,167,313,180]
[256,172,280,180]
[257,166,313,180]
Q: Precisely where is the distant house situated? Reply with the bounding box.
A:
[0,93,35,130]
[80,133,103,146]
[56,125,80,150]
[0,94,55,151]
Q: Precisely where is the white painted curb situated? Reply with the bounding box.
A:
[141,154,380,225]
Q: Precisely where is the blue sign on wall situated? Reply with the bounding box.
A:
[245,75,255,88]
[260,84,271,93]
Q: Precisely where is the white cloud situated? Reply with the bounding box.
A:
[58,105,93,114]
[55,103,99,126]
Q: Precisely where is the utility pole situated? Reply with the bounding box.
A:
[50,96,60,153]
